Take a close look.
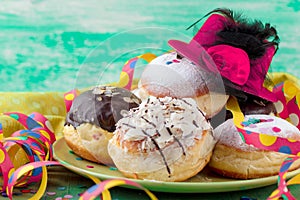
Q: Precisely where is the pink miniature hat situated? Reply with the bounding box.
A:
[168,14,277,102]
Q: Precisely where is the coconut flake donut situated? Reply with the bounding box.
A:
[209,114,300,179]
[108,96,216,182]
[135,52,228,118]
[63,86,141,165]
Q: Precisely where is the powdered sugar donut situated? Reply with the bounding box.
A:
[209,114,300,179]
[108,96,216,181]
[136,52,228,118]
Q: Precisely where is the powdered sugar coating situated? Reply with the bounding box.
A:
[214,114,300,151]
[138,52,219,98]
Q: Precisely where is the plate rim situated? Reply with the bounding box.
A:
[53,137,300,193]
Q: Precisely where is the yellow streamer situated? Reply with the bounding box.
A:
[85,174,111,200]
[225,96,244,128]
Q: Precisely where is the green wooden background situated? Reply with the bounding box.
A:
[0,0,299,92]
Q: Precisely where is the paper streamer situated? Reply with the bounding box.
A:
[268,156,300,200]
[79,179,158,200]
[0,112,56,199]
[118,53,157,90]
[273,80,300,129]
[85,174,111,200]
[64,89,80,113]
[0,54,161,200]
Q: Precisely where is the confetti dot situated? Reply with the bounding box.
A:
[286,85,298,96]
[57,186,66,191]
[278,146,292,154]
[47,191,56,196]
[64,194,73,198]
[65,93,75,101]
[259,134,277,146]
[69,150,75,154]
[288,137,297,142]
[272,127,281,133]
[166,61,172,65]
[289,113,299,127]
[172,59,180,63]
[274,101,284,113]
[21,189,31,193]
[118,71,130,88]
[109,167,118,171]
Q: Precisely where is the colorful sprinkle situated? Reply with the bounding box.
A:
[64,194,73,198]
[109,167,118,171]
[272,127,281,133]
[86,165,94,168]
[47,191,56,196]
[57,186,66,191]
[20,189,31,193]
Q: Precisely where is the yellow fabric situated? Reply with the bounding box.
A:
[0,92,67,138]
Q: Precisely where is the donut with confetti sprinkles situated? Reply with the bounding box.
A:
[210,113,300,179]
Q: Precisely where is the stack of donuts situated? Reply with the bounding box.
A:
[63,8,300,182]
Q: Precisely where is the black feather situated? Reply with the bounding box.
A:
[187,8,280,60]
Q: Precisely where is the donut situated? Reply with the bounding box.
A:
[211,95,277,128]
[63,86,141,165]
[209,114,300,179]
[108,96,216,181]
[135,52,229,118]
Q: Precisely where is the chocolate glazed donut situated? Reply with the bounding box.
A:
[63,86,141,165]
[65,86,141,132]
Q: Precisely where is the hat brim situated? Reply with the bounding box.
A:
[168,39,219,73]
[168,39,278,102]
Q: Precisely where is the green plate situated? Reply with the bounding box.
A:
[53,137,300,193]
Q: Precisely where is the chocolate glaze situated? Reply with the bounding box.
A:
[65,86,141,132]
